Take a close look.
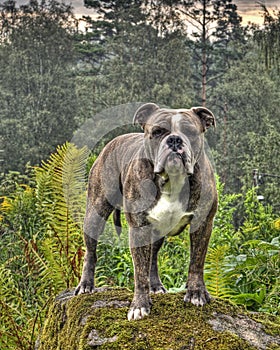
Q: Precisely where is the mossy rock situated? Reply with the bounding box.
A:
[37,287,280,350]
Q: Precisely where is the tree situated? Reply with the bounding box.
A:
[209,49,280,209]
[254,4,280,72]
[77,0,194,110]
[177,0,242,106]
[0,0,78,172]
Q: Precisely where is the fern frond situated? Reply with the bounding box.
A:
[205,245,234,299]
[0,263,25,315]
[0,263,33,350]
[34,143,88,289]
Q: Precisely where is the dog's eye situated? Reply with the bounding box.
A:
[182,125,199,138]
[152,128,165,138]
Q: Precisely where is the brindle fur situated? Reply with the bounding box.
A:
[75,103,217,320]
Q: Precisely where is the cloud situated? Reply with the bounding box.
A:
[235,0,279,12]
[68,1,93,17]
[70,0,280,23]
[1,0,279,24]
[234,0,279,25]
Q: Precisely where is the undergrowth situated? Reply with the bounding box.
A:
[0,143,279,349]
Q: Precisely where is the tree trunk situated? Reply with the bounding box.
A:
[201,0,207,107]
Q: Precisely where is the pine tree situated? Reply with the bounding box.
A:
[178,0,242,105]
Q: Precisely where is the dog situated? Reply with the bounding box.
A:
[75,103,218,321]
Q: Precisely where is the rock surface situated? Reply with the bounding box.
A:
[37,287,280,350]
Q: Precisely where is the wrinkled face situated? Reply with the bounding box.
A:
[143,110,204,176]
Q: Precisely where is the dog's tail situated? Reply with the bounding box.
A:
[113,208,122,236]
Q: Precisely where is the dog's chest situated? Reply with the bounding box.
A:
[147,177,191,236]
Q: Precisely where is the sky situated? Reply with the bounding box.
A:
[235,0,279,24]
[71,0,280,25]
[1,0,279,25]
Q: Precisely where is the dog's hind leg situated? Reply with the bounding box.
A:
[75,200,113,295]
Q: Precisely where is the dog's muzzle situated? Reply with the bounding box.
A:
[154,134,194,176]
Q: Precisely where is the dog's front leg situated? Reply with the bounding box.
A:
[184,223,211,306]
[184,202,217,306]
[150,237,167,294]
[128,227,152,321]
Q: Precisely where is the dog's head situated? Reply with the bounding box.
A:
[133,103,215,176]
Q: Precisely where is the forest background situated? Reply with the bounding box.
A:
[0,1,279,349]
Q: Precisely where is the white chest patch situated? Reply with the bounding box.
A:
[147,175,192,236]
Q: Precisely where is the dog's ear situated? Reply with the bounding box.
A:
[133,103,159,129]
[192,107,216,132]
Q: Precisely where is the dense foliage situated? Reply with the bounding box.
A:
[0,144,279,349]
[0,0,279,203]
[0,0,78,171]
[0,0,280,349]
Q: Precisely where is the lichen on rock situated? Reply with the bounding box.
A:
[37,287,280,350]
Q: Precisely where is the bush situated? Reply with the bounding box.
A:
[0,144,279,349]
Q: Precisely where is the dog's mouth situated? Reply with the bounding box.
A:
[154,148,192,176]
[167,152,186,167]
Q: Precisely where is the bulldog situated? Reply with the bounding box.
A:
[75,103,218,321]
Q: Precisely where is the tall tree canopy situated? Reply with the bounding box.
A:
[0,0,279,209]
[209,51,280,207]
[0,0,78,172]
[79,0,194,109]
[81,0,243,107]
[177,0,242,105]
[254,5,280,72]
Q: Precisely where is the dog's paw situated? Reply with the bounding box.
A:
[184,288,211,306]
[127,306,150,321]
[127,295,152,321]
[74,280,94,295]
[150,284,167,294]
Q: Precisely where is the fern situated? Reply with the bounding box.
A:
[228,236,280,311]
[35,143,88,289]
[0,143,89,349]
[205,245,234,299]
[263,281,280,314]
[0,263,31,350]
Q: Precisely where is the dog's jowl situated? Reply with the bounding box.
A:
[75,103,218,321]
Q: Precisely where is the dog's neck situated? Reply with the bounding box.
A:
[157,172,186,199]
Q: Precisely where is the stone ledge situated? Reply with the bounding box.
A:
[36,287,280,350]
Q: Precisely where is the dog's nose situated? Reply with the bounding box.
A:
[166,135,183,151]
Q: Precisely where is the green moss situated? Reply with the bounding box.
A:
[251,312,280,337]
[38,288,280,350]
